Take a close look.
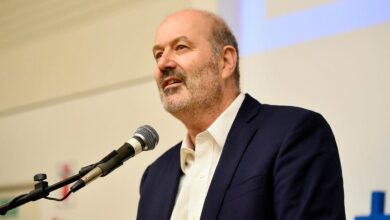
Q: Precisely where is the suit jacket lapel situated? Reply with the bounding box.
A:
[200,94,261,219]
[158,144,183,220]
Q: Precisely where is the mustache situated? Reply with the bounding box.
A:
[161,69,187,84]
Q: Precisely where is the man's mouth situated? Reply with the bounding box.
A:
[162,77,183,91]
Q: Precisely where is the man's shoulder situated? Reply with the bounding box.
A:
[241,94,330,136]
[244,94,325,123]
[261,103,321,118]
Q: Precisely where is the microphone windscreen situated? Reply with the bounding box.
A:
[135,125,159,151]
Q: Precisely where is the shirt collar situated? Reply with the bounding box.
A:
[207,93,245,148]
[179,93,245,173]
[180,135,195,174]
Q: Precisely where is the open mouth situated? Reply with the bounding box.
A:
[162,77,183,91]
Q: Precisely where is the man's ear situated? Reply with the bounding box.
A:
[220,45,238,80]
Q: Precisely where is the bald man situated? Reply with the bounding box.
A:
[137,9,345,220]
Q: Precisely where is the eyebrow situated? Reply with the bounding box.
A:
[152,36,190,54]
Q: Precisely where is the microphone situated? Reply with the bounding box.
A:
[71,125,159,193]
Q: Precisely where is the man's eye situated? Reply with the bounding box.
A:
[176,44,188,50]
[155,52,163,59]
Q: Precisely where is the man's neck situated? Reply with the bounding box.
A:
[175,93,239,148]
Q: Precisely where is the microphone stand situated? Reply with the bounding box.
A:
[0,163,98,215]
[0,150,119,215]
[0,173,79,215]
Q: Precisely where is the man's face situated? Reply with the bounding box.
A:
[153,11,223,114]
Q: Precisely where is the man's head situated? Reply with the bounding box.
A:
[153,9,240,117]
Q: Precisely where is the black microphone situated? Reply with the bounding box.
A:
[71,125,159,192]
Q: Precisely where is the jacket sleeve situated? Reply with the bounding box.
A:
[273,112,346,220]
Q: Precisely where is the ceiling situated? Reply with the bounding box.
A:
[0,0,133,50]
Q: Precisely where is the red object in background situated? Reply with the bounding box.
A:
[61,164,71,200]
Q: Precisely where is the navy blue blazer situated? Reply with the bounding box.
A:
[137,94,345,220]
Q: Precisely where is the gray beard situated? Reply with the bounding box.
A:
[159,59,223,115]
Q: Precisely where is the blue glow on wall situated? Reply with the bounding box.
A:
[219,0,390,55]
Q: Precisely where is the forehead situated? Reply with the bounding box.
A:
[154,11,213,47]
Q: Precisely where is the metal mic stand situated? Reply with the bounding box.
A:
[0,150,119,215]
[0,172,80,215]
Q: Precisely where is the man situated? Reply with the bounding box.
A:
[137,9,345,220]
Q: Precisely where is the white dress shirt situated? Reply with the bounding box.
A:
[170,93,245,220]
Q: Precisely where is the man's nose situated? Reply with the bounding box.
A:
[157,51,177,71]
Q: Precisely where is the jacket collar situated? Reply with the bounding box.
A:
[200,94,261,219]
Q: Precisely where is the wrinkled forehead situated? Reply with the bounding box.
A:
[154,10,213,46]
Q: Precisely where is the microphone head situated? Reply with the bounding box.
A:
[135,125,159,151]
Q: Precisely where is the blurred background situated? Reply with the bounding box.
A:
[0,0,388,219]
